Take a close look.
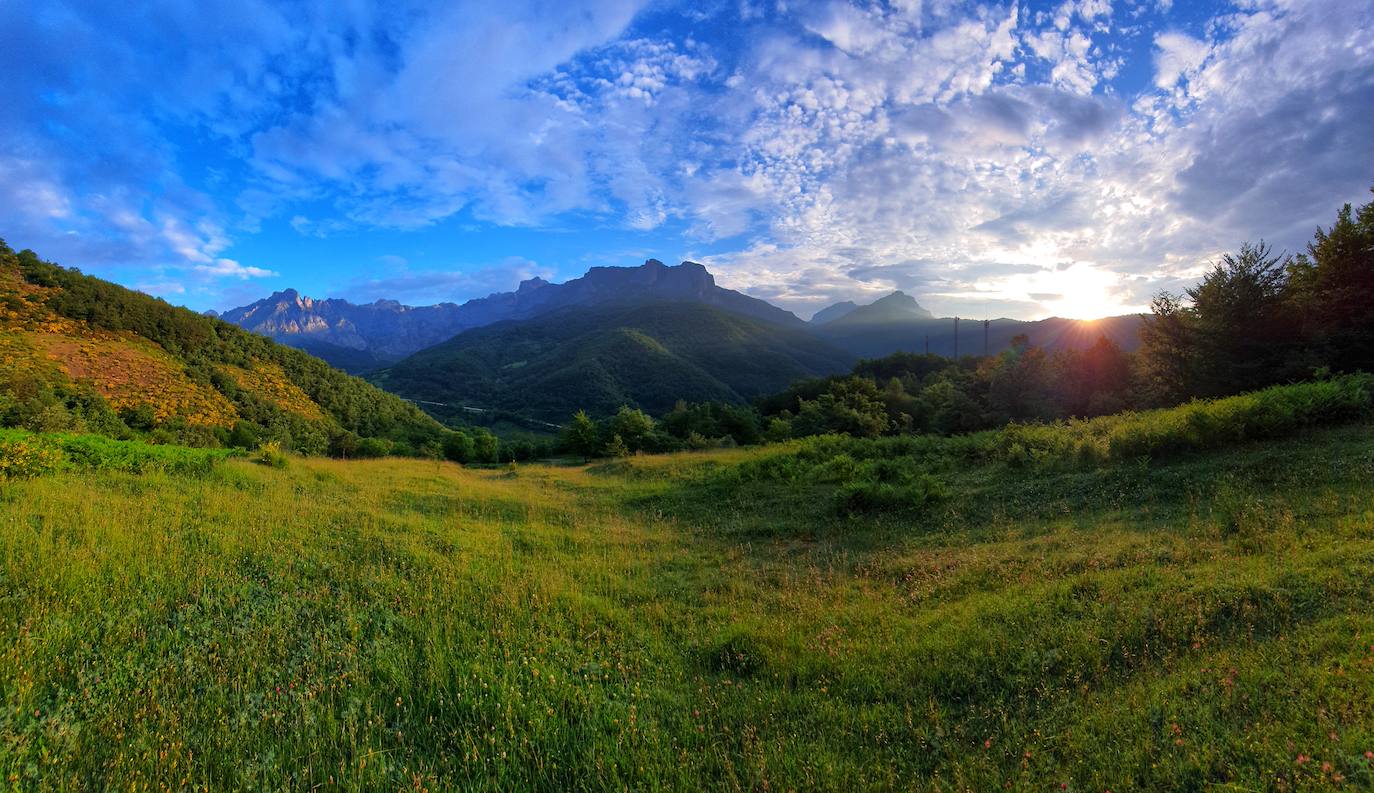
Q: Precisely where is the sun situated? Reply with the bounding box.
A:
[1036,265,1132,320]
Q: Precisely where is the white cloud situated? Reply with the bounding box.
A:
[1153,31,1211,89]
[2,0,1371,319]
[195,258,278,279]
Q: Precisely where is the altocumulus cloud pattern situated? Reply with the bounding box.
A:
[2,0,1372,318]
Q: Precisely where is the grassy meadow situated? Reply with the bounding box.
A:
[3,394,1374,789]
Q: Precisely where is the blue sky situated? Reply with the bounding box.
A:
[3,0,1372,319]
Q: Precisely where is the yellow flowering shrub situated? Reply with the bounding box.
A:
[221,361,326,422]
[0,435,64,478]
[25,333,238,427]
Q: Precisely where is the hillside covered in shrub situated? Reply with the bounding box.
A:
[0,240,459,457]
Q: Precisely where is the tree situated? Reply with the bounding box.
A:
[1186,241,1295,395]
[921,378,985,435]
[605,433,630,458]
[790,377,890,438]
[608,406,655,452]
[983,335,1055,421]
[1305,192,1374,372]
[1136,292,1198,406]
[561,410,601,461]
[471,428,500,463]
[442,431,475,463]
[1057,336,1133,417]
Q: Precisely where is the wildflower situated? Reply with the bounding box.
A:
[1297,754,1308,765]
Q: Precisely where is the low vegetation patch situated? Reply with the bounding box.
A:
[1000,373,1374,465]
[0,428,230,478]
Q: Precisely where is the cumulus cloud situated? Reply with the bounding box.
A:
[2,0,1371,319]
[1153,31,1211,89]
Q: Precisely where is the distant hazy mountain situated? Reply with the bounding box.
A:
[813,290,1145,359]
[221,259,802,372]
[218,290,469,371]
[371,302,853,423]
[823,291,934,326]
[809,300,858,325]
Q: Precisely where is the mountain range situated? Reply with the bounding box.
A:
[216,258,1146,424]
[219,259,798,373]
[371,302,853,423]
[811,290,1144,360]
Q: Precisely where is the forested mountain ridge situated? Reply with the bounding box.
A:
[0,240,453,456]
[371,301,854,423]
[814,302,1146,359]
[220,258,804,371]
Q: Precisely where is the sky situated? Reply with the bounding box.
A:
[2,0,1372,320]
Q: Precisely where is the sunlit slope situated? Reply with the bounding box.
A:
[0,242,445,451]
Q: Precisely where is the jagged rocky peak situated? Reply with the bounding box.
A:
[262,287,314,310]
[218,254,804,372]
[577,258,716,296]
[677,260,715,284]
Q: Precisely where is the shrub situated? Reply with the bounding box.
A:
[356,437,393,458]
[253,441,289,469]
[0,433,64,478]
[58,433,228,475]
[442,431,475,463]
[0,429,229,477]
[833,472,947,515]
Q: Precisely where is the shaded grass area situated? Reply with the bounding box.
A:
[1,422,1373,789]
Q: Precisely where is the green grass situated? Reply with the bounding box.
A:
[2,404,1374,788]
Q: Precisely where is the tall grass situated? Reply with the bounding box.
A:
[1000,373,1374,464]
[1,393,1374,788]
[671,376,1374,516]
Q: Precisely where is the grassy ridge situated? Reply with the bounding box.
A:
[2,405,1374,787]
[1000,373,1374,463]
[639,374,1374,522]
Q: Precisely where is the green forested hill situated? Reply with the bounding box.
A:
[0,240,450,455]
[372,302,855,423]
